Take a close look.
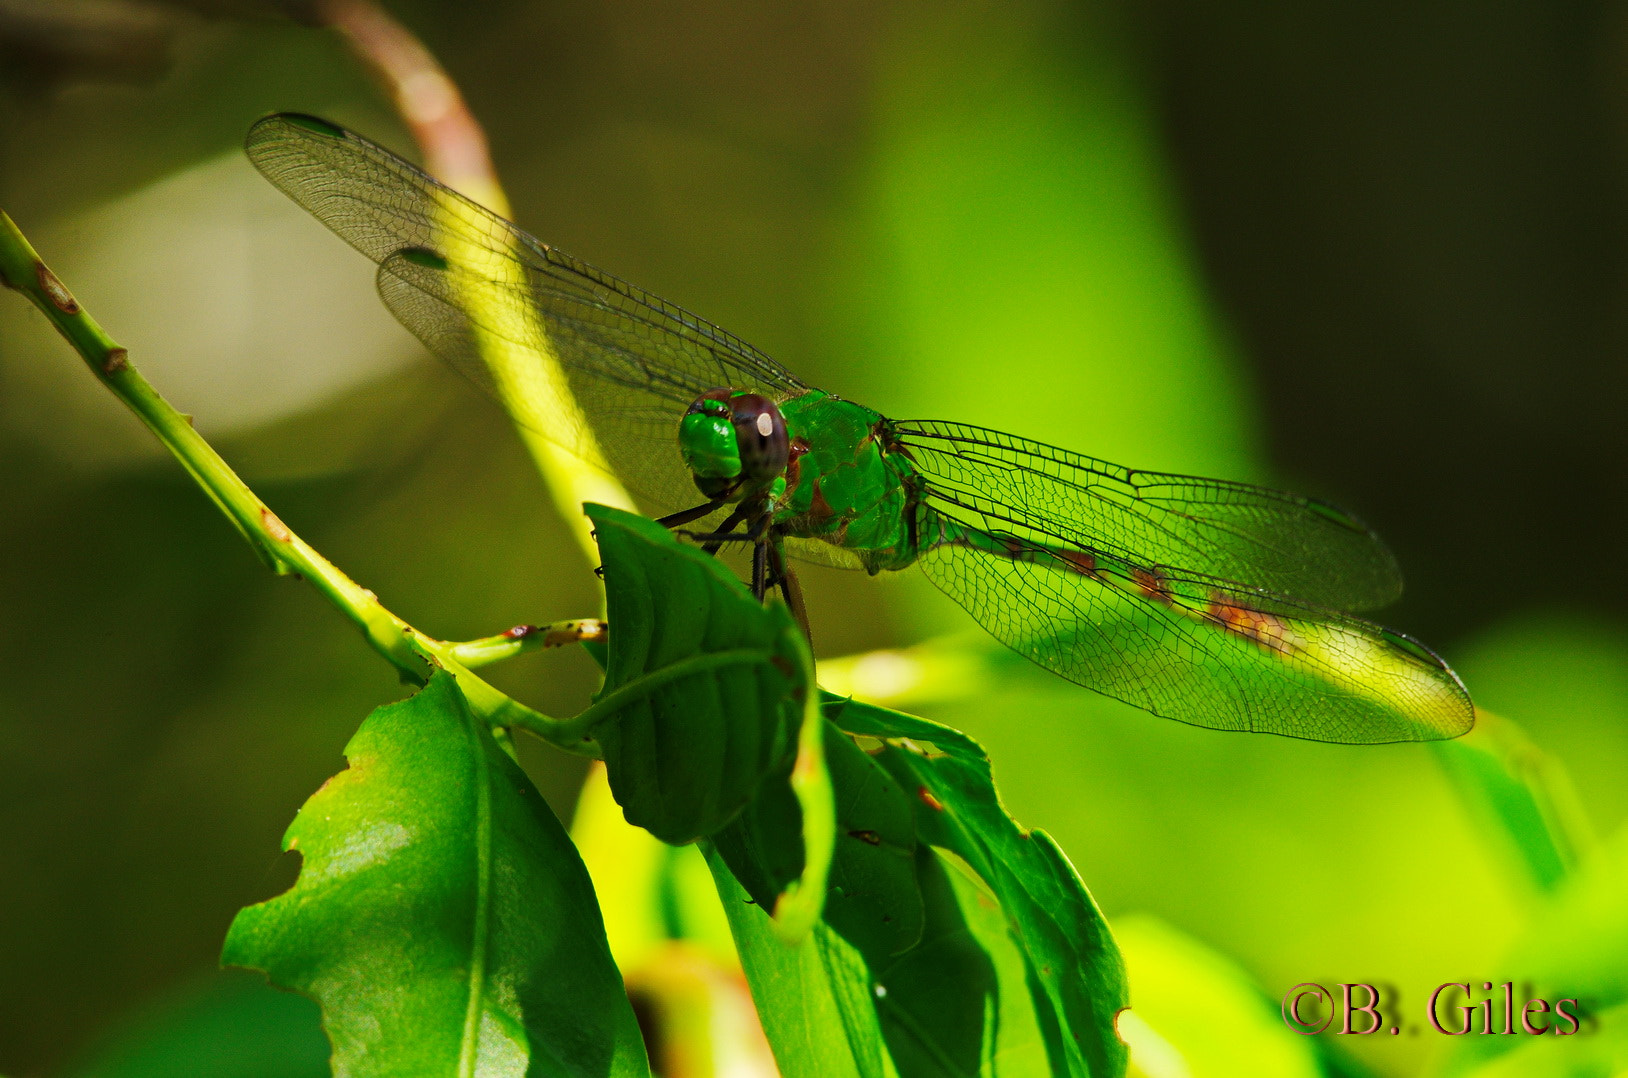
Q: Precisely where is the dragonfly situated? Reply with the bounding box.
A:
[245,113,1473,744]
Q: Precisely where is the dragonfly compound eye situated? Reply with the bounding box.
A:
[679,393,742,493]
[727,392,790,488]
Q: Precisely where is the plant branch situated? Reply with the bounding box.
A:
[450,619,608,669]
[314,0,638,567]
[0,208,595,757]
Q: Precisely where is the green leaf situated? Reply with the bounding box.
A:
[1444,820,1628,1075]
[583,502,811,845]
[704,845,890,1078]
[713,722,912,950]
[821,729,925,959]
[828,694,1129,1078]
[585,502,834,941]
[1431,708,1589,893]
[864,844,1002,1075]
[715,794,1069,1077]
[1453,1000,1628,1078]
[222,669,650,1078]
[1112,914,1324,1078]
[710,692,1125,1076]
[763,674,836,940]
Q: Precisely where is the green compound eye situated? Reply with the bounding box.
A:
[679,410,741,479]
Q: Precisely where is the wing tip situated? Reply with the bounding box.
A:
[247,111,346,143]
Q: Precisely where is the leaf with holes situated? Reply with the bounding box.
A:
[221,670,650,1078]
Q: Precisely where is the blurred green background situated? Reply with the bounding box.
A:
[2,1,1626,1075]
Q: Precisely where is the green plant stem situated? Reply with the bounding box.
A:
[0,208,593,757]
[450,619,607,668]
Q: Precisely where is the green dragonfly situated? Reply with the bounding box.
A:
[245,113,1472,744]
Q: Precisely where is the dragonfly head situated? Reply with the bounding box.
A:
[679,389,789,501]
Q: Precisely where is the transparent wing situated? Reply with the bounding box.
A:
[915,533,1471,742]
[244,112,809,509]
[897,421,1471,741]
[896,419,1402,611]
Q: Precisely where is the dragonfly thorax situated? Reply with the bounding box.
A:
[678,389,790,501]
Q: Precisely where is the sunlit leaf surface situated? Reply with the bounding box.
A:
[222,670,649,1078]
[1450,821,1628,1075]
[1112,915,1323,1078]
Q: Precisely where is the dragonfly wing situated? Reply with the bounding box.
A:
[245,113,809,509]
[378,248,699,510]
[896,420,1402,611]
[915,536,1471,742]
[895,420,1471,741]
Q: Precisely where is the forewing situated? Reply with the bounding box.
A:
[378,249,702,511]
[896,420,1402,611]
[915,534,1471,742]
[244,113,808,508]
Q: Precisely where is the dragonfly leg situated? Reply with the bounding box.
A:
[657,497,729,529]
[694,506,749,555]
[686,503,772,550]
[768,538,813,643]
[752,537,768,599]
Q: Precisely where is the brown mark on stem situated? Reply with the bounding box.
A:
[539,620,607,647]
[260,508,292,543]
[102,348,128,375]
[36,263,78,313]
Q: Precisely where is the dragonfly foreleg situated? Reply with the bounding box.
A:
[657,497,730,529]
[682,507,782,607]
[693,505,750,554]
[685,505,772,550]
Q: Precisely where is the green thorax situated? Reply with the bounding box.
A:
[772,391,930,574]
